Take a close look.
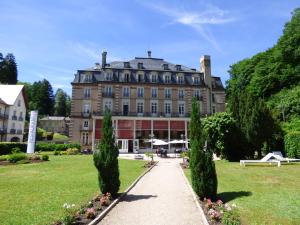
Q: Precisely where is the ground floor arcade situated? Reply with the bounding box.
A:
[91,117,189,153]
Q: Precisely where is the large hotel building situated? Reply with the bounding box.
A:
[70,51,225,152]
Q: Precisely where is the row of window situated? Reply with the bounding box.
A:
[82,73,201,84]
[84,87,201,99]
[104,101,186,115]
[0,108,24,121]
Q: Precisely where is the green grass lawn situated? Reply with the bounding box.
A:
[185,161,300,225]
[0,155,146,225]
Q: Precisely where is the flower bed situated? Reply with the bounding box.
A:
[201,198,241,225]
[53,193,114,225]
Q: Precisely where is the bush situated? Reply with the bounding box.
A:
[41,154,49,161]
[7,153,27,163]
[53,150,61,155]
[285,131,300,158]
[0,142,27,155]
[94,110,120,197]
[66,148,80,155]
[28,154,41,160]
[0,155,7,161]
[35,143,81,152]
[190,99,217,200]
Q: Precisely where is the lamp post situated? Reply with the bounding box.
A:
[149,133,155,153]
[180,133,185,152]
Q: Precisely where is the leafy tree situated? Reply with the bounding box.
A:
[93,110,120,197]
[0,53,18,84]
[189,98,217,199]
[203,112,247,161]
[54,89,68,116]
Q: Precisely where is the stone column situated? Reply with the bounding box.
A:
[92,118,95,151]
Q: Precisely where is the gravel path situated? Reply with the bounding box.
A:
[99,157,205,225]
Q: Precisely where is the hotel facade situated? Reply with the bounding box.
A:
[70,51,225,152]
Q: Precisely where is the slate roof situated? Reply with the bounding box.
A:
[72,55,224,90]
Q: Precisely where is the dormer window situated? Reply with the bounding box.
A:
[137,74,144,82]
[193,76,200,85]
[163,64,169,70]
[177,75,184,84]
[82,74,92,82]
[151,74,157,83]
[164,75,171,83]
[124,73,130,82]
[124,62,130,68]
[175,65,181,71]
[138,62,143,69]
[105,72,113,81]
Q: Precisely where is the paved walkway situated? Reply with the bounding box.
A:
[100,157,205,225]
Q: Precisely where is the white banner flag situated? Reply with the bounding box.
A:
[27,110,38,154]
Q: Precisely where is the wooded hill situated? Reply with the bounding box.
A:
[227,8,300,132]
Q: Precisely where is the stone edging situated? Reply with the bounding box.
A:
[88,161,158,225]
[180,166,210,225]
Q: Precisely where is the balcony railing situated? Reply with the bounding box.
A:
[83,94,90,99]
[82,112,91,118]
[102,92,114,98]
[80,126,92,131]
[0,113,8,120]
[10,129,16,134]
[91,111,191,118]
[12,115,18,120]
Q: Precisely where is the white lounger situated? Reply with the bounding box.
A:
[240,152,300,167]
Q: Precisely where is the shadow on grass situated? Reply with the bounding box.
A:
[120,194,158,202]
[217,191,252,202]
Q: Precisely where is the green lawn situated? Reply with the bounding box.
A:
[185,161,300,225]
[0,155,146,225]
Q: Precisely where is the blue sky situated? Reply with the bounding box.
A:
[0,0,299,95]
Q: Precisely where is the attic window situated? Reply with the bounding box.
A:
[163,64,169,70]
[138,62,143,69]
[175,65,181,71]
[124,62,130,68]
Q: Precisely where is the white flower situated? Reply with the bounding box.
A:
[71,204,75,207]
[232,203,237,208]
[63,203,68,208]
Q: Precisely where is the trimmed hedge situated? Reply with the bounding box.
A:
[0,142,27,155]
[285,131,300,158]
[0,142,81,155]
[35,143,81,152]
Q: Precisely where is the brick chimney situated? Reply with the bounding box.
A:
[102,51,107,68]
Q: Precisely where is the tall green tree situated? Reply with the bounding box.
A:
[54,89,68,116]
[30,79,54,115]
[189,98,217,199]
[93,110,120,196]
[0,53,18,84]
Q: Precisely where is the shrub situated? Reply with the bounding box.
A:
[222,209,241,225]
[35,143,81,152]
[53,150,61,155]
[66,148,80,155]
[285,131,300,158]
[7,152,27,163]
[190,98,217,200]
[85,208,96,219]
[28,154,41,160]
[0,155,7,161]
[94,110,120,197]
[0,142,27,155]
[41,154,49,161]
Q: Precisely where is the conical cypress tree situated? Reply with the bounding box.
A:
[93,110,120,197]
[189,98,217,200]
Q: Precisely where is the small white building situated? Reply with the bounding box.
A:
[0,85,27,142]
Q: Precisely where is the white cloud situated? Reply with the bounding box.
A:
[139,1,236,51]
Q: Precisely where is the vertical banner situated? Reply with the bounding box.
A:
[27,110,38,154]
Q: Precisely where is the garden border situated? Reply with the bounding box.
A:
[88,161,158,225]
[180,166,210,225]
